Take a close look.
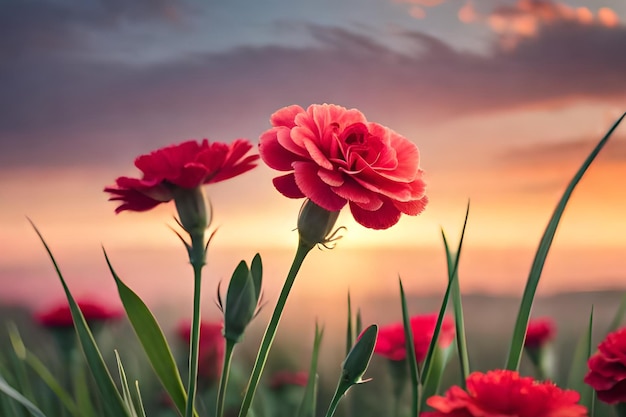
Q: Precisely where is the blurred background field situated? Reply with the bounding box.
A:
[1,287,622,416]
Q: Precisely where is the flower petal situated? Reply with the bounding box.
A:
[394,195,428,216]
[259,129,302,171]
[293,161,346,211]
[273,173,305,199]
[349,199,401,230]
[270,105,305,128]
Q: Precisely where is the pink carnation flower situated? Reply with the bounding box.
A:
[260,104,427,229]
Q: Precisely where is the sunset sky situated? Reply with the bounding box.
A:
[1,0,626,315]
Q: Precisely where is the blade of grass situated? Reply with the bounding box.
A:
[399,278,420,417]
[420,203,469,412]
[567,307,595,413]
[0,388,25,417]
[505,113,626,371]
[607,293,626,334]
[442,231,470,385]
[296,322,324,417]
[420,345,454,404]
[29,221,130,417]
[7,324,80,417]
[72,355,97,417]
[6,326,34,403]
[0,374,47,417]
[104,248,192,417]
[134,382,147,417]
[115,351,137,417]
[346,292,353,356]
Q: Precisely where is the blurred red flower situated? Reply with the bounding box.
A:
[259,104,428,229]
[422,370,588,417]
[375,313,455,362]
[35,299,122,328]
[105,139,258,213]
[269,370,308,389]
[524,317,556,348]
[584,326,626,404]
[177,320,225,380]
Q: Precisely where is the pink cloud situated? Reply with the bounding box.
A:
[409,6,426,19]
[458,1,477,24]
[598,7,620,28]
[458,0,622,49]
[393,0,445,19]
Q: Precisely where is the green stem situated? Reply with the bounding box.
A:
[616,402,626,417]
[237,241,313,417]
[216,340,236,417]
[185,232,206,417]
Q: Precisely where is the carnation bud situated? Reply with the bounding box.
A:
[173,186,209,234]
[341,324,378,387]
[297,199,341,248]
[219,254,263,344]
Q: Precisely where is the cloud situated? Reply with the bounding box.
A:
[468,0,622,49]
[409,6,426,19]
[458,1,477,24]
[1,5,626,170]
[392,0,445,19]
[497,134,626,169]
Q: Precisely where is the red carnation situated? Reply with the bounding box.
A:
[259,104,427,230]
[584,326,626,404]
[375,313,455,362]
[422,370,588,417]
[35,299,122,328]
[105,139,258,213]
[177,320,225,381]
[269,371,308,389]
[525,317,556,348]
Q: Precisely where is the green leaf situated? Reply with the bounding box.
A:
[7,323,81,417]
[442,230,470,386]
[505,112,626,371]
[103,249,191,417]
[567,307,595,412]
[296,322,324,417]
[29,221,130,417]
[0,374,47,417]
[399,278,420,417]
